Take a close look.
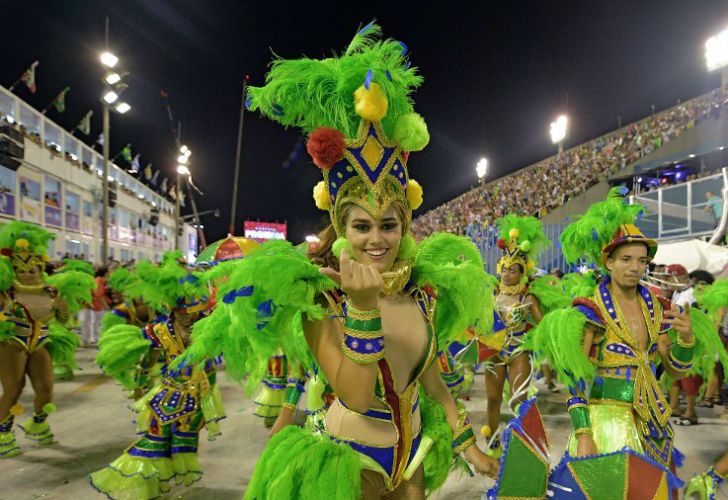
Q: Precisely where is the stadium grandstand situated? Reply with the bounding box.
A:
[413,87,728,273]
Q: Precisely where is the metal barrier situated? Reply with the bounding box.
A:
[631,168,727,242]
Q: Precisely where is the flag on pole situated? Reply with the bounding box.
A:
[160,177,168,194]
[130,154,141,173]
[96,133,104,146]
[120,144,132,163]
[144,163,153,181]
[51,86,70,113]
[75,110,93,135]
[20,61,39,94]
[150,170,160,187]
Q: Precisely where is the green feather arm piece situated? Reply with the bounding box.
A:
[561,272,598,299]
[174,241,336,394]
[528,276,571,315]
[45,270,95,315]
[526,307,596,388]
[419,390,454,494]
[96,324,152,389]
[411,233,495,351]
[58,259,94,276]
[695,278,728,321]
[100,311,128,337]
[46,320,80,369]
[247,21,422,139]
[682,308,728,378]
[0,258,13,291]
[560,187,645,268]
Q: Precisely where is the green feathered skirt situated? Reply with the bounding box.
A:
[243,392,454,500]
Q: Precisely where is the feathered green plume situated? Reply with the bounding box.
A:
[0,258,13,291]
[46,321,80,369]
[100,311,128,336]
[560,187,645,268]
[528,276,571,315]
[687,308,728,378]
[411,233,495,350]
[496,214,550,259]
[526,308,595,387]
[45,270,95,316]
[174,241,336,393]
[420,390,454,493]
[108,267,132,293]
[247,21,422,139]
[121,260,156,303]
[0,220,54,257]
[129,257,207,312]
[561,271,598,299]
[695,278,728,321]
[244,425,362,500]
[96,324,151,389]
[57,259,94,276]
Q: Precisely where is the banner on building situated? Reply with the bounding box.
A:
[243,221,287,243]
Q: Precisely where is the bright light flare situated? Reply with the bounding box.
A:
[177,164,190,176]
[476,158,488,179]
[102,91,119,104]
[706,28,728,71]
[305,234,320,243]
[115,102,131,114]
[104,72,121,85]
[100,52,119,68]
[177,155,188,165]
[550,115,568,144]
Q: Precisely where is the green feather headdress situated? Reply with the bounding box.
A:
[130,252,209,313]
[248,21,429,237]
[560,187,655,270]
[495,214,550,275]
[0,221,54,273]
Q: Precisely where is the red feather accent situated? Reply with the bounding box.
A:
[306,128,345,170]
[496,238,506,250]
[0,248,12,257]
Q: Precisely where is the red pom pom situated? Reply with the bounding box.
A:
[422,284,438,299]
[307,128,345,170]
[0,248,12,257]
[496,239,506,250]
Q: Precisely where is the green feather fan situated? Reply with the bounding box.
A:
[420,390,454,493]
[57,259,94,276]
[244,425,362,500]
[247,21,422,139]
[411,233,495,350]
[526,308,595,387]
[695,278,728,322]
[46,270,95,315]
[175,241,336,393]
[46,321,80,369]
[560,187,645,269]
[528,276,571,315]
[100,311,128,337]
[96,324,151,389]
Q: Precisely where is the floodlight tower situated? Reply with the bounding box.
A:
[550,115,568,155]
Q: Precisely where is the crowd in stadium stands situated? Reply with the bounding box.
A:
[413,88,728,238]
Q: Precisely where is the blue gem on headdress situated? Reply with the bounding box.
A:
[364,69,373,90]
[385,69,392,81]
[591,229,599,241]
[399,41,408,55]
[256,299,276,330]
[271,104,284,116]
[222,285,254,304]
[244,96,252,109]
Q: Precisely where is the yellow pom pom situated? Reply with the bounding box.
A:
[354,83,388,122]
[480,425,491,437]
[406,179,423,210]
[527,261,536,270]
[508,228,520,241]
[9,404,24,416]
[313,181,330,211]
[15,239,29,249]
[43,254,51,262]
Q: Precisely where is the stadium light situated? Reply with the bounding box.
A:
[115,102,131,114]
[550,115,568,154]
[706,28,728,71]
[102,91,119,104]
[100,51,119,68]
[177,154,189,165]
[177,164,190,176]
[180,145,191,156]
[476,158,488,183]
[104,72,121,85]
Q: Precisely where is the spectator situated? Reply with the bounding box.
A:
[704,191,724,227]
[80,266,110,347]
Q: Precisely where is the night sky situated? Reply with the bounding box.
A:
[2,1,727,243]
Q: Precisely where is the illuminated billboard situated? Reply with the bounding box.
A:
[244,221,287,242]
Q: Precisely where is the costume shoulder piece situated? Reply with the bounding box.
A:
[410,233,495,350]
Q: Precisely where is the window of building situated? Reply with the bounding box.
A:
[44,177,62,208]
